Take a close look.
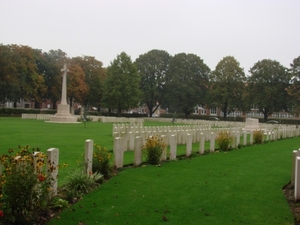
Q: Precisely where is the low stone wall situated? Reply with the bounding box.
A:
[22,113,37,119]
[22,113,144,124]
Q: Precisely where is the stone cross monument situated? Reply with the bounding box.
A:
[48,63,78,123]
[60,64,68,105]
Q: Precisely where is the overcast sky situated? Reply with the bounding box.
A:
[1,0,299,75]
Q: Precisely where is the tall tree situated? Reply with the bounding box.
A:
[13,45,46,108]
[42,49,68,109]
[208,56,246,119]
[103,52,141,116]
[67,63,89,108]
[287,56,300,114]
[248,59,290,122]
[135,49,171,117]
[164,53,210,118]
[0,44,19,103]
[72,56,105,110]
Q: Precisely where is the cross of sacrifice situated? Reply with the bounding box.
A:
[60,63,69,105]
[61,63,69,74]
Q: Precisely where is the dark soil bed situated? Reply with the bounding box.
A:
[283,182,300,224]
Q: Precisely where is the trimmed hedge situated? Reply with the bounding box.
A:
[0,108,56,117]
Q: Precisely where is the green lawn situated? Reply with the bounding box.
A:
[0,117,115,184]
[0,117,297,224]
[0,118,206,184]
[47,138,298,225]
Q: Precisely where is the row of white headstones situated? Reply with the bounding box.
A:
[111,124,300,168]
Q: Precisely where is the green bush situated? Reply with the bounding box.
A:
[216,131,233,151]
[50,197,69,210]
[0,108,56,117]
[77,116,93,122]
[61,168,102,201]
[142,135,166,165]
[92,145,113,179]
[253,130,264,144]
[0,146,55,224]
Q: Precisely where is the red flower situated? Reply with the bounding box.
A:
[0,210,4,217]
[38,174,45,182]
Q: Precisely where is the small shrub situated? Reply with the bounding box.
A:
[61,168,102,200]
[142,135,166,165]
[92,145,113,179]
[0,146,56,225]
[50,197,69,210]
[253,130,264,144]
[216,131,233,151]
[77,116,93,122]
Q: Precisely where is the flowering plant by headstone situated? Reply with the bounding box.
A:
[253,130,264,144]
[216,131,233,151]
[142,135,166,165]
[92,144,113,179]
[0,146,56,224]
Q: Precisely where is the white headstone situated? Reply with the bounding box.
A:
[170,134,177,160]
[295,156,300,201]
[160,135,167,161]
[232,131,236,148]
[47,148,59,195]
[134,136,143,166]
[250,131,253,144]
[236,131,240,147]
[210,132,215,152]
[186,133,192,156]
[129,131,134,151]
[85,139,93,174]
[114,137,124,168]
[243,131,247,146]
[292,150,300,187]
[199,132,205,154]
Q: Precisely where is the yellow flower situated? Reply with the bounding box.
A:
[37,161,44,168]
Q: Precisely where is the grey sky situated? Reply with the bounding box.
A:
[1,0,299,75]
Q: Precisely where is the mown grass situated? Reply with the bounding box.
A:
[0,117,114,184]
[47,138,298,225]
[0,117,297,224]
[0,118,209,184]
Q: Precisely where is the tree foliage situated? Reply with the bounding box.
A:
[67,63,89,107]
[15,45,47,102]
[72,56,105,109]
[164,53,210,118]
[3,45,47,107]
[135,49,171,117]
[32,49,67,109]
[0,44,19,103]
[287,56,300,113]
[0,43,297,120]
[208,56,246,119]
[248,59,290,121]
[103,52,141,116]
